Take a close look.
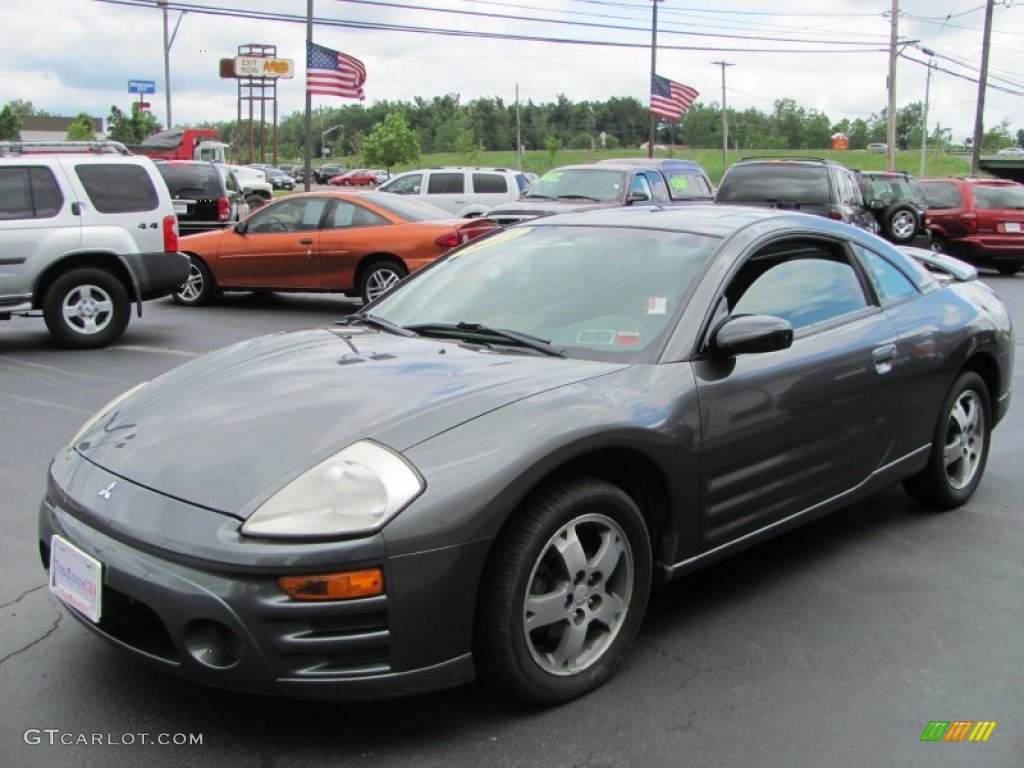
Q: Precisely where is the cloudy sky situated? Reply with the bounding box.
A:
[4,0,1023,141]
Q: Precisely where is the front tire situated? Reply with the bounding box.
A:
[43,268,130,349]
[359,260,407,304]
[903,371,991,509]
[246,194,268,210]
[474,478,652,704]
[173,258,215,306]
[929,234,946,254]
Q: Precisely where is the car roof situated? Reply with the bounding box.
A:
[596,157,705,171]
[522,202,851,238]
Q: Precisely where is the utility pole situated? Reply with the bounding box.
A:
[886,0,899,171]
[515,83,522,170]
[712,61,734,170]
[647,0,664,159]
[158,0,185,129]
[919,49,935,177]
[304,0,313,191]
[971,0,995,176]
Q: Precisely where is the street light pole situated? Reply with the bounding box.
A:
[322,124,343,158]
[157,0,185,129]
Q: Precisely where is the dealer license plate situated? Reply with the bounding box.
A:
[1005,222,1021,233]
[173,201,189,215]
[48,535,102,623]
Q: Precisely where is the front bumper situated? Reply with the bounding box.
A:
[38,458,488,701]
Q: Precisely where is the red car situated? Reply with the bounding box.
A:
[329,169,381,187]
[173,191,497,304]
[920,177,1024,275]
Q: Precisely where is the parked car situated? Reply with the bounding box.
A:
[485,163,676,226]
[919,176,1024,274]
[39,204,1013,706]
[0,141,189,348]
[154,160,247,236]
[329,168,381,187]
[378,166,530,218]
[596,157,714,201]
[853,170,930,245]
[716,156,878,234]
[223,164,274,209]
[263,166,296,191]
[172,191,497,305]
[867,143,889,153]
[277,163,300,177]
[372,169,390,185]
[996,146,1024,157]
[314,164,346,184]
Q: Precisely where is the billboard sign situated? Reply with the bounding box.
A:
[233,57,294,79]
[128,80,156,94]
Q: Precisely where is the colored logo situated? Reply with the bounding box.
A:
[921,721,997,742]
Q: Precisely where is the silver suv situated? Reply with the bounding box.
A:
[378,166,530,217]
[0,142,190,348]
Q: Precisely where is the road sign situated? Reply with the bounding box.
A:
[128,80,156,94]
[233,56,295,79]
[137,102,151,110]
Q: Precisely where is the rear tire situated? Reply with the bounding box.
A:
[881,203,919,244]
[996,264,1021,276]
[903,371,990,509]
[359,260,407,304]
[474,478,652,705]
[246,194,267,210]
[929,234,946,254]
[43,268,130,349]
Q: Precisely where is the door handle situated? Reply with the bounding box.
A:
[872,343,897,374]
[299,238,314,244]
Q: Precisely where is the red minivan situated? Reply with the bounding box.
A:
[919,177,1024,275]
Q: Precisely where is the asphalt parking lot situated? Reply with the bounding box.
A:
[1,285,1022,768]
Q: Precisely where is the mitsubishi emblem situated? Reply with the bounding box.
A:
[98,482,117,500]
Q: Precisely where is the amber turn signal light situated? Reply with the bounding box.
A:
[277,568,384,601]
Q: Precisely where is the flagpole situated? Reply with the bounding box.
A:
[304,0,314,192]
[647,0,663,159]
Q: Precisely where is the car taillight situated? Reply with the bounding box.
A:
[218,196,231,222]
[434,231,461,248]
[961,212,978,233]
[457,218,499,243]
[163,215,179,252]
[828,207,845,221]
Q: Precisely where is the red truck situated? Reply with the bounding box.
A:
[129,129,229,163]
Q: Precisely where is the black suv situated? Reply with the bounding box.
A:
[715,157,878,234]
[854,170,930,245]
[154,161,246,236]
[314,164,346,184]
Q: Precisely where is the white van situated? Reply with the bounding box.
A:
[378,167,530,217]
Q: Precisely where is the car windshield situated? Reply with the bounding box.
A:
[525,169,628,202]
[370,225,719,362]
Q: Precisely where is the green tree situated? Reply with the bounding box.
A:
[106,104,160,144]
[65,113,97,141]
[0,105,21,140]
[361,112,419,172]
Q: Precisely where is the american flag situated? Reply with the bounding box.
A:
[650,74,699,121]
[306,41,366,100]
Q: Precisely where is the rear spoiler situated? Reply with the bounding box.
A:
[899,246,977,283]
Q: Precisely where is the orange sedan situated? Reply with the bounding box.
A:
[173,191,497,305]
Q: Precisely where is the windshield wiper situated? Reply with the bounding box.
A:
[523,193,555,200]
[405,322,566,357]
[556,194,602,202]
[336,313,418,337]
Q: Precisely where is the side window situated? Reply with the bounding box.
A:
[426,172,465,195]
[728,241,869,330]
[645,171,671,202]
[853,245,919,305]
[247,198,327,233]
[384,174,422,195]
[327,201,388,228]
[834,169,860,206]
[629,173,653,200]
[921,182,962,209]
[75,163,160,213]
[0,167,64,219]
[472,173,509,194]
[222,170,241,194]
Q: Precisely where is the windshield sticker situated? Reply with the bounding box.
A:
[670,177,690,190]
[576,329,615,345]
[541,172,564,182]
[646,297,667,315]
[615,331,642,346]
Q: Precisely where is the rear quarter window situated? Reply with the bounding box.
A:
[973,185,1024,210]
[75,163,160,213]
[0,167,64,219]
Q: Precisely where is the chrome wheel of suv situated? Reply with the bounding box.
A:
[43,268,130,349]
[887,207,918,242]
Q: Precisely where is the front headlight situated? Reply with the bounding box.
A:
[241,440,424,538]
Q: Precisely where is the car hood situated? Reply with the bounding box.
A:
[489,198,616,218]
[72,327,628,517]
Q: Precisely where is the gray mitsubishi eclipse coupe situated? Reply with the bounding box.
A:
[39,204,1013,705]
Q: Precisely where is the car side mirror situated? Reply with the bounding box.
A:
[235,220,249,235]
[869,198,885,210]
[711,314,793,356]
